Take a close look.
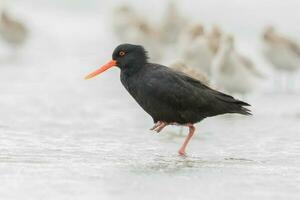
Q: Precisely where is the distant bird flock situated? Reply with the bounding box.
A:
[0,2,299,95]
[112,2,300,95]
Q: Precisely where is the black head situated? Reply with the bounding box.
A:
[84,44,148,80]
[112,44,148,70]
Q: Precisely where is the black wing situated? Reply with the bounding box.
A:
[142,64,251,117]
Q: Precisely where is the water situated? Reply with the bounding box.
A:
[0,1,300,199]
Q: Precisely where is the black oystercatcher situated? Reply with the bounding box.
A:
[85,44,251,156]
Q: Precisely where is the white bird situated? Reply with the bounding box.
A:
[0,10,27,48]
[207,25,222,55]
[112,5,162,62]
[262,26,300,72]
[112,5,143,41]
[212,35,262,95]
[178,24,214,77]
[170,60,209,86]
[160,1,187,45]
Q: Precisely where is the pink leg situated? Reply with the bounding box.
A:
[178,125,195,156]
[150,122,183,133]
[150,121,163,130]
[153,122,168,133]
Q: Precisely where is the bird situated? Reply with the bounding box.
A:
[211,35,262,95]
[0,10,27,48]
[84,44,251,156]
[178,24,214,77]
[207,25,223,54]
[160,1,187,45]
[262,26,300,72]
[111,5,138,42]
[170,60,209,86]
[112,5,162,61]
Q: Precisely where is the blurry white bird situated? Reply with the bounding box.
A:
[160,1,187,44]
[262,26,300,72]
[207,25,222,55]
[212,35,262,95]
[178,24,214,77]
[170,60,209,85]
[0,10,27,48]
[112,5,141,41]
[125,21,162,62]
[112,5,162,61]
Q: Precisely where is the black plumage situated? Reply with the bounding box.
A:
[85,43,251,155]
[116,44,251,124]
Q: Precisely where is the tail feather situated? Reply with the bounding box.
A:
[237,106,252,115]
[212,90,252,116]
[232,99,250,107]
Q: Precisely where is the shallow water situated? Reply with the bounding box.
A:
[0,1,300,200]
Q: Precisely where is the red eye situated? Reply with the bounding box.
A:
[119,51,126,56]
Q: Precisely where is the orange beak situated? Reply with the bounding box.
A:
[84,60,117,80]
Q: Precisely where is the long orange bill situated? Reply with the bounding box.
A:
[84,60,117,80]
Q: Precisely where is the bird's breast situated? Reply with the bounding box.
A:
[120,70,163,119]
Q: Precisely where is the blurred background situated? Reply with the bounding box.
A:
[0,0,299,200]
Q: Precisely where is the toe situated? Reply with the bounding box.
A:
[178,150,186,156]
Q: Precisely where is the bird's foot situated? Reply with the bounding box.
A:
[150,121,163,131]
[155,123,167,133]
[150,122,189,133]
[178,149,186,156]
[150,121,168,133]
